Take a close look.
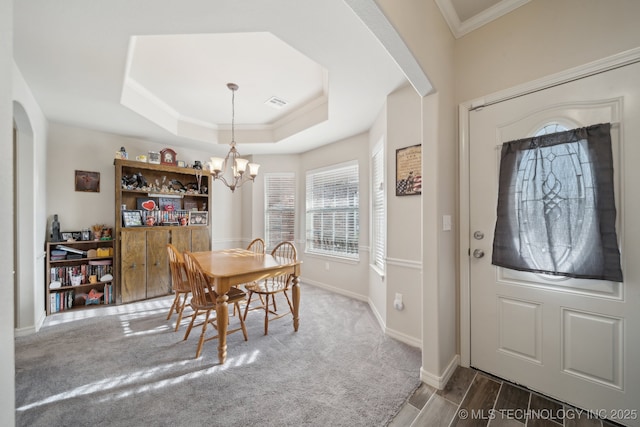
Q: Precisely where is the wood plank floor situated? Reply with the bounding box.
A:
[389,367,625,427]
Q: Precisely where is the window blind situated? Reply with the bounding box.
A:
[372,146,385,270]
[264,173,295,250]
[305,161,359,259]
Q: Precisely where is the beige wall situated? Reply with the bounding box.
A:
[13,64,48,336]
[454,0,640,104]
[1,0,15,422]
[378,0,458,385]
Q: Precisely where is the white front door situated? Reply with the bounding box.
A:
[468,60,640,425]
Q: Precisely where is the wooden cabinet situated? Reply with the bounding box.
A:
[45,239,115,315]
[114,159,212,303]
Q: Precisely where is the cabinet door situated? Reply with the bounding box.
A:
[121,231,146,303]
[191,228,211,252]
[171,228,191,253]
[146,229,170,298]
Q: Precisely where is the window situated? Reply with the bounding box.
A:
[371,144,385,271]
[492,123,623,282]
[264,173,295,250]
[305,161,359,259]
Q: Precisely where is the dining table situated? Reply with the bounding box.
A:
[190,248,302,364]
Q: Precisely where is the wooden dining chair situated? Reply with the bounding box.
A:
[243,241,297,335]
[246,237,266,254]
[231,237,268,316]
[182,251,248,359]
[166,244,191,332]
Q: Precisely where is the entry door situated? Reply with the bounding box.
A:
[469,61,640,424]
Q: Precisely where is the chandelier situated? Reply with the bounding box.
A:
[210,83,260,192]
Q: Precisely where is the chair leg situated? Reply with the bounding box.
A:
[243,291,254,320]
[183,308,198,340]
[174,293,188,332]
[264,294,270,335]
[166,293,179,320]
[235,302,248,341]
[195,309,212,359]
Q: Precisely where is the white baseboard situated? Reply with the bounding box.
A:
[420,354,460,389]
[15,310,46,337]
[385,327,422,349]
[302,278,368,302]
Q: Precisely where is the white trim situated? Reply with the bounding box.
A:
[420,354,460,389]
[386,327,422,349]
[303,278,367,302]
[458,47,640,368]
[386,257,422,270]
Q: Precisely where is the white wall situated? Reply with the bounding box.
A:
[1,0,15,423]
[378,0,459,387]
[384,84,422,345]
[13,64,48,335]
[298,133,371,300]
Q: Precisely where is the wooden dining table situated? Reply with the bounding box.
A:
[190,248,302,364]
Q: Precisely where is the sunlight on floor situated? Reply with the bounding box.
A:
[20,295,264,412]
[17,349,262,411]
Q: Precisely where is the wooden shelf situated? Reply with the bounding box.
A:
[115,157,212,304]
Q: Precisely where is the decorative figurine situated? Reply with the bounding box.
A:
[119,146,128,160]
[51,214,62,242]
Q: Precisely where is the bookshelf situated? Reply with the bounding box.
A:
[45,239,115,315]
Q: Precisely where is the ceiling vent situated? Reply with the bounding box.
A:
[265,96,288,109]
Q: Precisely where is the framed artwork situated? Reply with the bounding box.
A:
[75,170,100,192]
[136,197,158,211]
[122,210,143,227]
[188,211,208,226]
[395,144,422,196]
[183,199,199,211]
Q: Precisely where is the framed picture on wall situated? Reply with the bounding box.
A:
[395,144,422,196]
[75,170,100,192]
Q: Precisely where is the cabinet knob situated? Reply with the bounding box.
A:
[131,263,136,269]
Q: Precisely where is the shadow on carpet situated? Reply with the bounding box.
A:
[15,284,421,426]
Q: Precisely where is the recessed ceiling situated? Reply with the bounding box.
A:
[435,0,531,38]
[121,32,329,145]
[13,0,422,156]
[13,1,521,156]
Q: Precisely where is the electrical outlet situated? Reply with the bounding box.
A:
[325,262,330,271]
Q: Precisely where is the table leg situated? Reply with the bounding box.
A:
[216,294,229,364]
[292,275,300,331]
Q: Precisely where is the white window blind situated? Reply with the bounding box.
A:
[371,146,385,271]
[264,173,295,250]
[305,161,359,259]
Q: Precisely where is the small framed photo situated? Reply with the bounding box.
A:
[61,232,75,241]
[177,160,186,168]
[188,211,208,226]
[75,170,100,192]
[122,210,144,227]
[148,151,161,164]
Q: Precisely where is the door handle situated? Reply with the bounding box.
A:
[473,249,485,259]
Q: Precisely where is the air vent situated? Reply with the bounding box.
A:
[265,96,288,109]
